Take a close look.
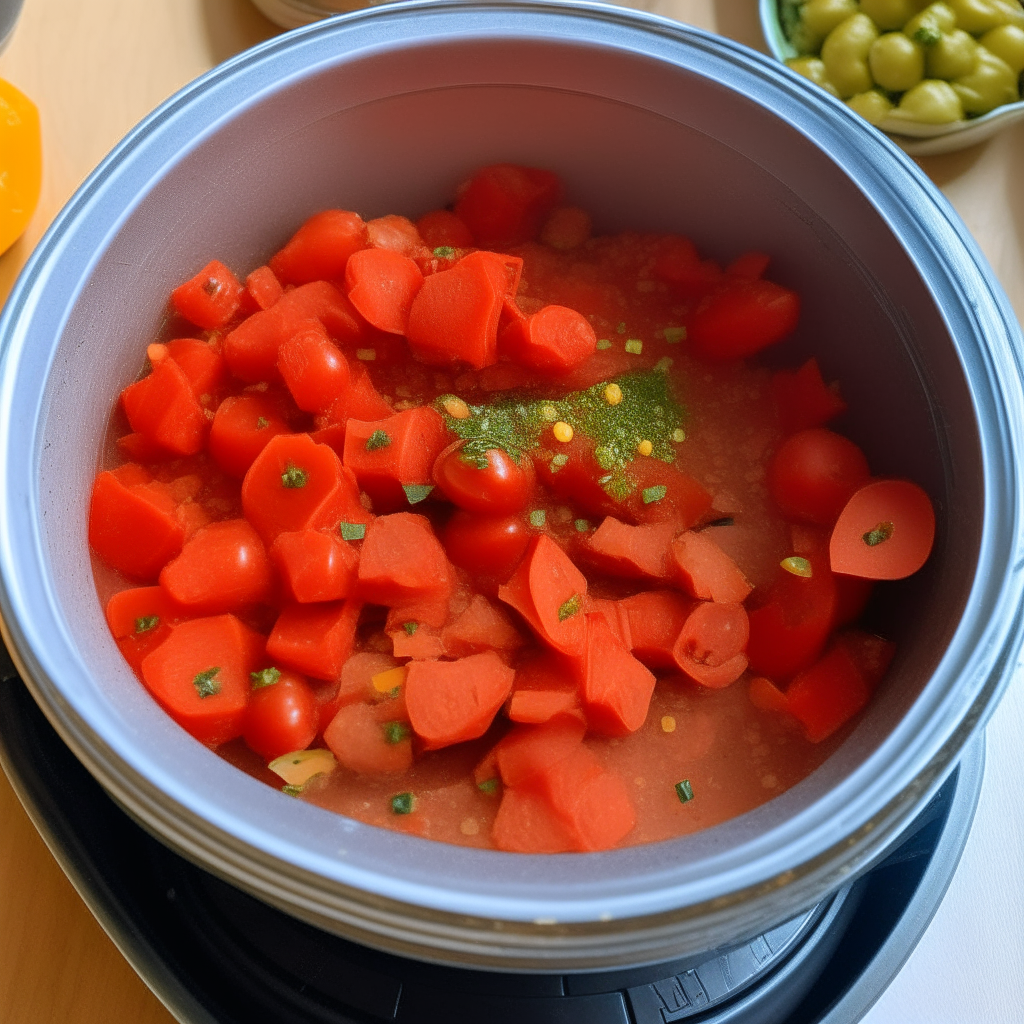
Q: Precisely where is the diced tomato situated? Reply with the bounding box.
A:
[442,510,531,584]
[433,441,536,515]
[772,358,847,435]
[170,260,243,330]
[266,600,361,681]
[454,164,562,247]
[269,209,368,285]
[357,512,453,609]
[688,278,800,361]
[209,392,291,478]
[269,529,359,603]
[121,358,208,456]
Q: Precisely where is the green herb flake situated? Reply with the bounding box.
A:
[616,322,627,335]
[642,484,668,504]
[478,778,499,795]
[402,483,434,504]
[403,621,419,636]
[558,594,581,622]
[624,339,643,355]
[574,518,590,533]
[255,416,270,429]
[383,721,410,744]
[675,779,695,804]
[282,784,303,797]
[863,521,895,546]
[433,246,456,258]
[671,428,686,443]
[663,326,686,344]
[390,791,415,815]
[281,465,308,489]
[339,521,366,541]
[192,667,221,699]
[550,453,569,473]
[529,509,547,528]
[596,338,612,351]
[365,429,391,451]
[134,615,159,634]
[250,666,282,689]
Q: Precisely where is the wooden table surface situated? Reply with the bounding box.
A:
[1,1,1022,1022]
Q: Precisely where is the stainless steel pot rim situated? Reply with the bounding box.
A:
[1,0,1022,945]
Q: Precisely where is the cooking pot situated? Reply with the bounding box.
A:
[1,0,1022,973]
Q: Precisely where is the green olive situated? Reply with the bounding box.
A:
[926,28,980,78]
[847,89,897,123]
[894,78,966,120]
[946,0,1024,34]
[980,23,1024,72]
[860,0,931,31]
[952,45,1020,113]
[870,32,927,89]
[905,2,958,45]
[786,56,842,96]
[822,14,881,97]
[798,0,862,52]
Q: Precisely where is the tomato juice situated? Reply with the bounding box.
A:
[88,164,933,854]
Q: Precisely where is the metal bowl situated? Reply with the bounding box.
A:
[1,0,1022,972]
[759,0,1024,156]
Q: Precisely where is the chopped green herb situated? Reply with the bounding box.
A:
[558,594,581,622]
[478,778,499,795]
[281,465,308,489]
[671,428,686,443]
[339,521,366,541]
[255,416,270,429]
[402,482,434,504]
[675,779,695,803]
[433,246,456,258]
[550,453,569,472]
[624,339,643,355]
[403,621,419,636]
[134,615,159,634]
[192,667,221,699]
[250,666,281,689]
[529,509,547,528]
[663,326,686,344]
[654,357,673,373]
[616,322,627,334]
[365,429,391,451]
[705,516,735,528]
[383,721,410,744]
[596,338,612,350]
[390,792,415,815]
[781,556,813,578]
[642,484,668,504]
[282,784,303,797]
[574,518,590,532]
[863,521,895,547]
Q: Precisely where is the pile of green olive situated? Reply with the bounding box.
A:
[781,0,1024,125]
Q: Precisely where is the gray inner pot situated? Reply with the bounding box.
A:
[1,1,1023,972]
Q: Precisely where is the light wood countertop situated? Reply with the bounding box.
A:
[1,2,1021,1021]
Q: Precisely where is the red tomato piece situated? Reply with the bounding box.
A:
[245,265,284,310]
[433,440,536,515]
[652,236,723,299]
[440,594,527,658]
[170,259,243,330]
[357,512,454,609]
[266,600,362,681]
[688,278,800,361]
[671,530,752,603]
[140,614,265,745]
[772,358,847,435]
[269,529,359,603]
[499,304,597,371]
[243,669,319,760]
[241,433,369,545]
[617,590,695,670]
[160,519,274,614]
[343,407,450,512]
[324,359,394,423]
[581,517,678,581]
[621,457,714,528]
[269,209,368,285]
[121,357,208,456]
[415,209,474,249]
[344,247,424,335]
[208,392,291,478]
[768,428,870,527]
[830,480,936,580]
[277,322,351,414]
[672,601,749,689]
[105,586,190,639]
[726,251,771,280]
[442,510,531,582]
[366,214,427,256]
[454,164,563,247]
[578,613,657,735]
[165,338,225,399]
[323,700,413,774]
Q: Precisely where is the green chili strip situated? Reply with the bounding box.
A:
[339,521,366,541]
[134,615,159,634]
[390,792,415,815]
[558,594,581,622]
[642,484,667,504]
[250,667,281,689]
[193,667,221,699]
[281,465,308,488]
[675,779,695,804]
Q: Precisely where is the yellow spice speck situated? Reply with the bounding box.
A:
[553,421,574,443]
[371,666,406,694]
[603,383,623,405]
[443,397,471,420]
[637,439,653,457]
[661,715,676,733]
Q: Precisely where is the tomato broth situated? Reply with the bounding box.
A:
[88,164,934,854]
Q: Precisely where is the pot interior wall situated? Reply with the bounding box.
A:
[30,33,979,912]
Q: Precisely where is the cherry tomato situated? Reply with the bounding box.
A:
[433,440,535,514]
[767,428,870,526]
[243,669,318,761]
[443,510,531,580]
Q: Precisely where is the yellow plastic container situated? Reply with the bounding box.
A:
[0,77,42,255]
